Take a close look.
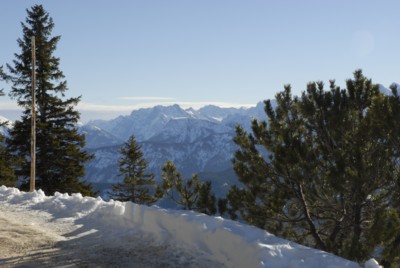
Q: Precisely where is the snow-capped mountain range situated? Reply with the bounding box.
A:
[81,102,268,196]
[85,103,266,143]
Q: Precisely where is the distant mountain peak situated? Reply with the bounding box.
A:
[379,83,400,95]
[0,116,13,129]
[0,115,10,123]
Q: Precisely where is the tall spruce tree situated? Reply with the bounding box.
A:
[4,5,95,195]
[109,135,157,205]
[229,70,400,264]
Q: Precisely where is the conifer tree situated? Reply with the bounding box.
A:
[0,66,6,110]
[109,135,157,205]
[229,70,400,263]
[0,66,5,105]
[196,181,217,215]
[4,5,95,195]
[366,83,400,267]
[0,134,18,187]
[0,67,18,187]
[158,161,216,214]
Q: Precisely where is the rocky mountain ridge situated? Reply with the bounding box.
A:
[81,102,268,197]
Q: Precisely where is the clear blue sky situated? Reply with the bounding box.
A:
[1,1,399,122]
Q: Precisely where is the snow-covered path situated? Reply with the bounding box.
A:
[0,186,378,268]
[0,201,221,267]
[0,212,61,266]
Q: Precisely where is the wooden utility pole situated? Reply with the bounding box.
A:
[30,36,36,192]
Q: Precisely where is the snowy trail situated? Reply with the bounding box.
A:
[0,204,69,267]
[0,202,222,267]
[0,212,60,266]
[0,187,379,268]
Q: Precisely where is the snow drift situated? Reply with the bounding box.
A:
[0,186,378,267]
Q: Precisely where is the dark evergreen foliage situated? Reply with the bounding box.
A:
[4,5,95,196]
[158,161,216,215]
[229,70,400,264]
[109,135,157,205]
[196,181,217,215]
[0,66,6,126]
[0,68,18,187]
[0,134,18,187]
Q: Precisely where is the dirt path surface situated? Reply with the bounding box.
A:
[0,204,223,268]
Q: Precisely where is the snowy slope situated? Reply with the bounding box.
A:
[79,124,123,149]
[378,83,400,95]
[0,186,379,268]
[0,115,11,136]
[87,104,197,142]
[0,115,9,124]
[147,117,232,144]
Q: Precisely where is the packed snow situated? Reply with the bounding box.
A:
[0,186,380,267]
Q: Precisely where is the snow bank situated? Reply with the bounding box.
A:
[0,186,379,268]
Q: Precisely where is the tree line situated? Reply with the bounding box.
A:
[1,5,399,267]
